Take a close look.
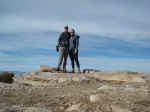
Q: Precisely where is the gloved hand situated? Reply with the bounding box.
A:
[56,46,59,52]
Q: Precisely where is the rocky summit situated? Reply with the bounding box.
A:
[0,66,150,112]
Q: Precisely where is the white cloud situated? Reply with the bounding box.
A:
[1,15,150,48]
[0,30,59,51]
[0,0,150,46]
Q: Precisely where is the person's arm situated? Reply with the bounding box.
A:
[68,32,71,48]
[56,32,63,52]
[74,35,80,54]
[75,35,80,49]
[57,32,63,46]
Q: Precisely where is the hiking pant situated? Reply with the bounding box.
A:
[69,49,80,70]
[58,47,68,70]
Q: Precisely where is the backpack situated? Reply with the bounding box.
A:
[60,39,69,47]
[59,32,70,47]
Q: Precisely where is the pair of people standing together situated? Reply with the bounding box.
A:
[56,26,80,73]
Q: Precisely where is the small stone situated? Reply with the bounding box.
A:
[89,94,100,103]
[111,105,132,112]
[58,78,68,83]
[66,103,81,111]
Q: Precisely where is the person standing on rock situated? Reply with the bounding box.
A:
[69,29,80,73]
[56,26,71,72]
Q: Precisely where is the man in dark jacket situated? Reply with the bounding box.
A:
[56,26,71,72]
[69,29,80,73]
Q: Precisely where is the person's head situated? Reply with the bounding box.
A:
[70,28,75,36]
[64,26,68,32]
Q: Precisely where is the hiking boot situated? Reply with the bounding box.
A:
[71,69,75,73]
[63,68,67,73]
[78,68,81,73]
[56,67,60,71]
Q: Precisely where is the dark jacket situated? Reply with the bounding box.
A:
[57,32,71,48]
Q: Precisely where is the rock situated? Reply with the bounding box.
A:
[58,78,68,83]
[0,107,51,112]
[20,71,89,84]
[72,75,89,82]
[20,107,50,112]
[0,72,14,83]
[27,71,41,75]
[83,69,100,74]
[1,68,148,112]
[40,65,57,72]
[89,94,101,103]
[98,85,114,90]
[0,107,17,112]
[88,72,146,83]
[111,105,132,112]
[66,103,81,111]
[58,74,89,83]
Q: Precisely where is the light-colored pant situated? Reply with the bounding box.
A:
[57,47,68,70]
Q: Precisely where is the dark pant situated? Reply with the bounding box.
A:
[69,49,80,70]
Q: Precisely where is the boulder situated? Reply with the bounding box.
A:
[0,72,14,83]
[40,65,57,72]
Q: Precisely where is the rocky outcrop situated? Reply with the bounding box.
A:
[15,72,90,86]
[0,67,150,112]
[87,71,146,83]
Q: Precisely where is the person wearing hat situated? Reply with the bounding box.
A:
[69,29,80,73]
[56,26,71,72]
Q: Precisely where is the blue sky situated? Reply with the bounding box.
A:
[0,0,150,72]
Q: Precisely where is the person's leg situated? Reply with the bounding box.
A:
[63,48,69,72]
[69,49,75,72]
[57,47,64,71]
[74,50,80,72]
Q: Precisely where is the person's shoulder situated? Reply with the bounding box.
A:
[63,32,70,35]
[61,32,65,34]
[59,32,64,36]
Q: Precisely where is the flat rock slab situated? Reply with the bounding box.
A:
[15,72,89,86]
[87,72,146,83]
[111,105,132,112]
[14,70,148,87]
